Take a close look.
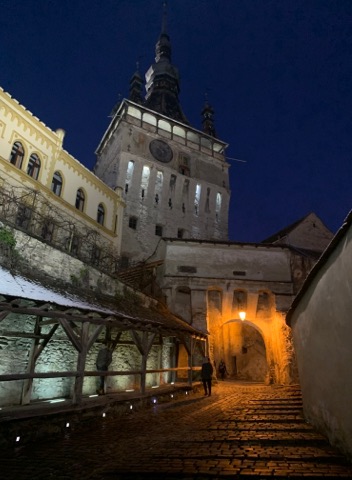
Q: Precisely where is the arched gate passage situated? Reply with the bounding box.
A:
[218,320,268,382]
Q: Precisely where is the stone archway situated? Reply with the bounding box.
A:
[219,320,268,382]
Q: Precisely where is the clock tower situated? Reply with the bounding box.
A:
[94,6,230,265]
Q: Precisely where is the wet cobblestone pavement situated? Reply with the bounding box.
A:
[1,382,352,479]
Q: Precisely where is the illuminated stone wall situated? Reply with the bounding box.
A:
[94,100,230,263]
[0,228,175,406]
[158,239,298,385]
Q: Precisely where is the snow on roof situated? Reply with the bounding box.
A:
[0,266,114,315]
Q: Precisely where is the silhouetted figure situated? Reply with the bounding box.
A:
[201,356,213,396]
[218,359,228,380]
[96,343,112,395]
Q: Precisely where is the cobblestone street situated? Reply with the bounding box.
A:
[1,382,352,479]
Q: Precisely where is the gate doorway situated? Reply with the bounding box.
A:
[220,321,268,382]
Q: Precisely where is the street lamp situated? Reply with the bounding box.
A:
[239,311,246,321]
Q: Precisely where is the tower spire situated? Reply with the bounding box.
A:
[144,3,189,124]
[201,91,217,137]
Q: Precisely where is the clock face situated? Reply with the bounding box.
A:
[149,139,173,163]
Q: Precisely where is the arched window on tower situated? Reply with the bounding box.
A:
[215,192,222,221]
[125,160,135,194]
[194,184,201,216]
[205,187,211,213]
[154,171,163,206]
[9,141,24,169]
[75,188,85,212]
[51,171,63,196]
[141,165,150,199]
[27,153,41,180]
[97,203,105,225]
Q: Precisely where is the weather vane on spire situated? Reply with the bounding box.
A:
[161,1,168,34]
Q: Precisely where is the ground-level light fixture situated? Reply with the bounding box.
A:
[239,311,246,321]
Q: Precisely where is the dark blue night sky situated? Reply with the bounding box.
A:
[1,0,351,242]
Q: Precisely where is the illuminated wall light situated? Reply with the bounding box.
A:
[66,422,70,428]
[170,394,174,398]
[89,394,99,398]
[185,391,189,395]
[152,398,157,404]
[129,404,133,410]
[15,436,20,442]
[102,412,106,418]
[170,382,175,385]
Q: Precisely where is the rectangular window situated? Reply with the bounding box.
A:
[177,266,197,273]
[177,228,184,239]
[155,225,163,236]
[129,217,137,230]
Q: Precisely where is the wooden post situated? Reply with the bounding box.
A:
[21,319,59,405]
[72,322,89,405]
[140,352,147,395]
[131,331,156,395]
[21,317,41,405]
[188,336,193,386]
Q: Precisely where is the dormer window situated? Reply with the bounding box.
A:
[178,153,190,176]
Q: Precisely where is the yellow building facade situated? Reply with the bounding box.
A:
[0,87,124,271]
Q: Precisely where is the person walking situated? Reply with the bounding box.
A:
[201,356,213,396]
[218,359,228,380]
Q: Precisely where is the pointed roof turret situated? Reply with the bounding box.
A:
[144,2,189,124]
[129,61,144,105]
[109,93,122,117]
[201,94,217,137]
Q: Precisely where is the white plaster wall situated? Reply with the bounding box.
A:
[290,226,352,459]
[163,241,292,282]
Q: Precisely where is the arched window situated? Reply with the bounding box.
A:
[9,141,24,169]
[232,289,247,315]
[207,289,222,314]
[125,160,135,194]
[154,171,163,206]
[51,171,63,196]
[75,188,85,211]
[215,192,222,221]
[141,165,150,199]
[256,291,271,317]
[194,184,201,216]
[97,203,105,225]
[27,153,41,180]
